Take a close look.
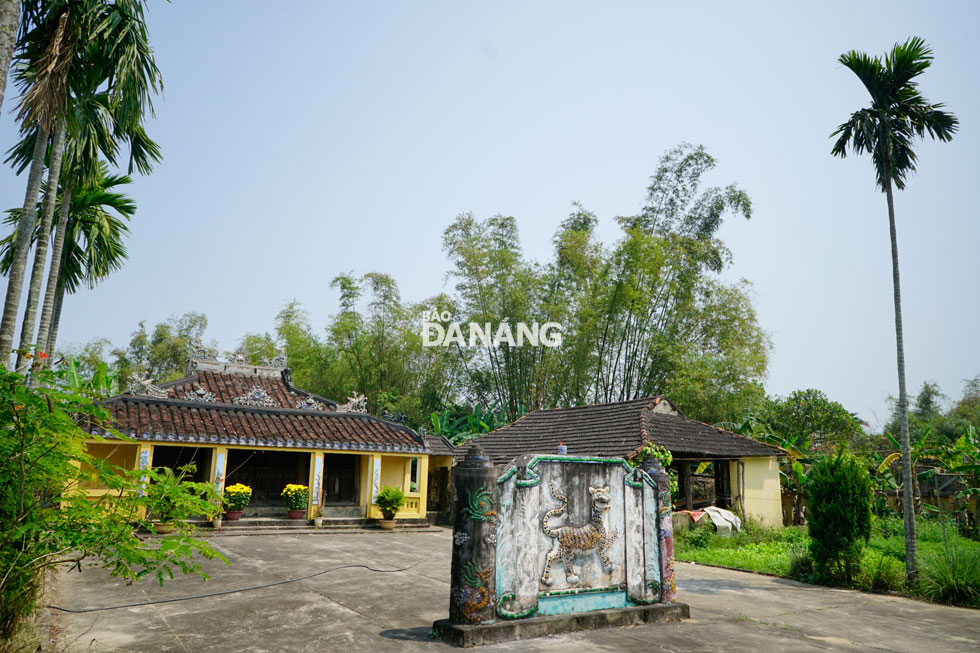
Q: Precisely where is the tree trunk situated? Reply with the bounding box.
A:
[0,0,19,113]
[16,120,66,373]
[45,275,65,358]
[886,179,918,582]
[0,126,50,368]
[36,182,72,369]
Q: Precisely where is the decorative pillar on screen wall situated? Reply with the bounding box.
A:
[641,456,676,603]
[449,445,497,625]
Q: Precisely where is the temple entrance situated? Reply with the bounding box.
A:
[322,454,358,505]
[151,445,212,484]
[225,450,310,506]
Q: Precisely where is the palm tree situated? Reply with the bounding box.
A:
[831,36,958,581]
[0,164,135,357]
[0,0,161,367]
[0,0,20,112]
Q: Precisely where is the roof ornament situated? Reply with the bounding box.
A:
[265,348,287,368]
[129,370,168,399]
[337,392,367,413]
[295,396,326,411]
[233,386,280,408]
[230,347,248,364]
[184,384,216,403]
[191,336,218,361]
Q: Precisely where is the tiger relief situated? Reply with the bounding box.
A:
[540,481,618,586]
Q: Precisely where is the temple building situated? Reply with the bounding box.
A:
[83,347,436,520]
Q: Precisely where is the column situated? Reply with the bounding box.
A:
[309,451,324,518]
[449,445,497,625]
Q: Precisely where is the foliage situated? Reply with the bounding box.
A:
[441,144,769,423]
[280,484,309,511]
[627,442,679,496]
[919,547,980,606]
[374,485,405,520]
[0,367,225,642]
[806,452,873,584]
[831,35,958,583]
[222,483,252,512]
[430,402,515,446]
[111,312,213,387]
[144,463,220,525]
[857,549,906,593]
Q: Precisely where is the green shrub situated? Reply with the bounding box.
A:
[806,451,872,584]
[787,542,815,582]
[686,521,714,549]
[374,485,405,519]
[858,550,905,593]
[919,547,980,606]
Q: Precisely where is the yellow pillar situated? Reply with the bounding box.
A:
[402,455,412,492]
[418,455,429,517]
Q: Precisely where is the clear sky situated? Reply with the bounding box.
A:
[1,1,977,428]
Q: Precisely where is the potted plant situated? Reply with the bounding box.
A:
[312,506,324,529]
[223,483,252,521]
[144,463,219,534]
[281,484,310,519]
[374,485,405,530]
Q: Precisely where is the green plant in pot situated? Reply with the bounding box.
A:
[374,485,405,530]
[144,463,220,534]
[281,484,310,519]
[222,483,252,521]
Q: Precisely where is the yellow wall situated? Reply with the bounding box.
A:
[80,443,139,489]
[734,457,782,528]
[84,440,431,520]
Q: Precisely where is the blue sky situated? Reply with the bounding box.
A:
[1,1,978,428]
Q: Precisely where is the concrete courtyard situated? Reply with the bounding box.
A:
[47,528,980,652]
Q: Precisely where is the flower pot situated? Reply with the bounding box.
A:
[378,519,396,531]
[153,522,175,534]
[224,510,244,521]
[287,509,307,520]
[313,516,324,529]
[212,516,223,529]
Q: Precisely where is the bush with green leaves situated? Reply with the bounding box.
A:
[806,451,873,584]
[374,485,405,520]
[0,367,226,642]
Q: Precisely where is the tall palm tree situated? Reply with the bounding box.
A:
[0,164,135,356]
[0,0,19,112]
[831,36,958,581]
[0,0,161,367]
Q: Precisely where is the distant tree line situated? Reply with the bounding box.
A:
[64,143,771,430]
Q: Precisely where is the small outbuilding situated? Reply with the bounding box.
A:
[457,396,785,527]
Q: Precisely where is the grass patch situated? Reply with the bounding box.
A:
[674,515,980,607]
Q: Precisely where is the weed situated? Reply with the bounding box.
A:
[919,547,980,607]
[857,550,905,593]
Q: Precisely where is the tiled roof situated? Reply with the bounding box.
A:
[97,397,425,453]
[425,435,457,456]
[94,362,425,453]
[160,369,336,410]
[458,396,782,464]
